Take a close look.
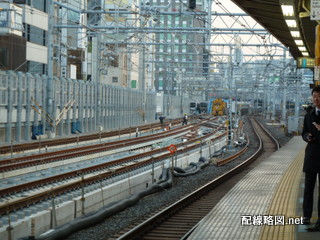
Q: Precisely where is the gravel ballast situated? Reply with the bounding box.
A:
[65,116,293,240]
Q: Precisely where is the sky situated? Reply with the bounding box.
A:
[210,0,289,63]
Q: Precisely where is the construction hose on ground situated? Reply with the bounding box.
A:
[20,168,173,240]
[211,146,227,158]
[173,157,209,177]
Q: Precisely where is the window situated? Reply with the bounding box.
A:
[123,55,127,69]
[68,11,80,24]
[27,0,47,12]
[13,0,47,12]
[112,77,118,82]
[14,12,23,30]
[0,90,6,105]
[24,24,47,46]
[110,55,119,67]
[0,11,8,27]
[13,0,27,4]
[107,45,119,67]
[0,48,7,67]
[30,25,46,45]
[27,61,46,74]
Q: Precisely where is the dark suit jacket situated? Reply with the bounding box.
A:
[302,107,320,173]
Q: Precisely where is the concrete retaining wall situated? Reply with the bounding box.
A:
[0,137,227,240]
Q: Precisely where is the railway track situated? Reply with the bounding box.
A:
[0,119,226,216]
[110,117,280,240]
[0,123,199,173]
[0,119,188,155]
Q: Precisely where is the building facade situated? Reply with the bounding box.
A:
[150,0,207,95]
[0,0,48,74]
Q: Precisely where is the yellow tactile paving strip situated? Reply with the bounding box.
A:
[187,137,306,240]
[259,149,304,240]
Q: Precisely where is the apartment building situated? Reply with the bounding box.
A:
[151,0,207,95]
[0,0,48,74]
[0,0,88,80]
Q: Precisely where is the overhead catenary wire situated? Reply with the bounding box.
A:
[9,0,292,90]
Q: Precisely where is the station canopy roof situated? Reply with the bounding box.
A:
[231,0,317,60]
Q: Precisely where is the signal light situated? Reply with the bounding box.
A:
[188,0,196,9]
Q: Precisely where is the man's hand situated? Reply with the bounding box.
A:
[313,122,320,131]
[306,133,315,142]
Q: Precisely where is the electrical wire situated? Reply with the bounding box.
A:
[2,0,291,86]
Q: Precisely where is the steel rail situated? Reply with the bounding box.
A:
[216,134,250,166]
[0,123,226,216]
[0,123,200,172]
[0,119,186,154]
[114,117,280,240]
[214,115,281,166]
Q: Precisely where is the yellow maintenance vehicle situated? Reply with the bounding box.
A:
[211,98,226,116]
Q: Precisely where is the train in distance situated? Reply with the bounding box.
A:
[189,99,229,115]
[190,98,310,117]
[189,100,220,114]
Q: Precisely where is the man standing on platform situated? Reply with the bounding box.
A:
[302,86,320,230]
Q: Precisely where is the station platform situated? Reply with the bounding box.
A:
[187,136,320,240]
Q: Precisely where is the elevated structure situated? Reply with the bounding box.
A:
[0,0,314,143]
[231,0,317,60]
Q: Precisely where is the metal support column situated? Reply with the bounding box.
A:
[84,83,89,133]
[92,35,101,131]
[271,80,276,121]
[103,85,107,129]
[33,75,39,132]
[6,73,12,142]
[79,83,84,133]
[227,46,234,149]
[41,74,47,132]
[59,79,65,136]
[25,73,32,141]
[90,84,94,131]
[16,72,23,142]
[72,81,77,133]
[46,0,54,133]
[281,49,287,125]
[295,71,301,117]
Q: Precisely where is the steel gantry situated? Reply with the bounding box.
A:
[45,0,305,129]
[0,0,313,143]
